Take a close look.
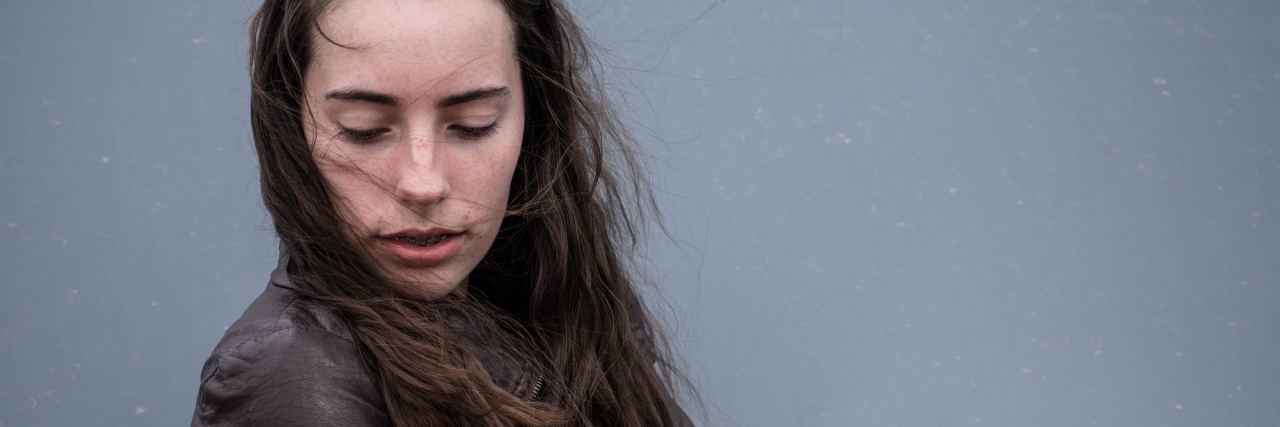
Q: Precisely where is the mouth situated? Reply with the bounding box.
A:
[378,228,466,267]
[390,233,454,247]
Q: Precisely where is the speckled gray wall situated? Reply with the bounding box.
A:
[2,1,1277,426]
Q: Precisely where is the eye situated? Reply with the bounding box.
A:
[453,123,499,140]
[337,126,390,143]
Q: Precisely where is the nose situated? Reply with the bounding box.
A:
[392,135,450,209]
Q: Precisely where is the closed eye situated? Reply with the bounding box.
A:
[453,123,499,140]
[337,126,390,143]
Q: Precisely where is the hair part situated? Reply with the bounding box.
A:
[248,0,692,425]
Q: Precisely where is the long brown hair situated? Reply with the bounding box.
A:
[247,0,689,425]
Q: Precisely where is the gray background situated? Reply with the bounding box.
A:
[2,0,1277,426]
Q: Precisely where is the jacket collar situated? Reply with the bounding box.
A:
[268,243,541,400]
[268,242,296,290]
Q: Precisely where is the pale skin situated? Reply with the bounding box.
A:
[302,0,525,299]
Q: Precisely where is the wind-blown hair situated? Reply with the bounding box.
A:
[247,0,689,425]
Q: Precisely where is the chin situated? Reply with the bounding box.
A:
[386,269,464,299]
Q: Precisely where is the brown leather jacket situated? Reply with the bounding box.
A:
[191,251,693,426]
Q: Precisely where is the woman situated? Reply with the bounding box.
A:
[191,0,694,425]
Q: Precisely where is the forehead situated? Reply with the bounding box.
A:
[309,0,516,94]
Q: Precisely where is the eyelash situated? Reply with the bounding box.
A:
[454,123,499,140]
[337,127,389,143]
[336,123,499,143]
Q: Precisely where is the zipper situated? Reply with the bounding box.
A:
[527,371,545,401]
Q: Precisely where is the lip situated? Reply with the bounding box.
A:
[377,228,465,267]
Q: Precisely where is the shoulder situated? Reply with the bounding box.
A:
[215,282,358,348]
[192,284,388,426]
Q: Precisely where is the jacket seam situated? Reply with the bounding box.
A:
[216,298,357,363]
[277,296,358,344]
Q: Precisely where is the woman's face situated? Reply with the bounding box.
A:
[302,0,524,298]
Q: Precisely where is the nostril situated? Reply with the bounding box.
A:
[390,137,452,206]
[394,175,450,206]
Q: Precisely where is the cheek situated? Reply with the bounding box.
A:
[317,164,370,227]
[313,134,395,193]
[314,147,361,198]
[453,130,523,209]
[453,158,516,222]
[312,147,393,227]
[480,140,522,206]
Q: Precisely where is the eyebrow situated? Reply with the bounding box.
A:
[323,86,510,108]
[324,89,398,106]
[438,86,510,108]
